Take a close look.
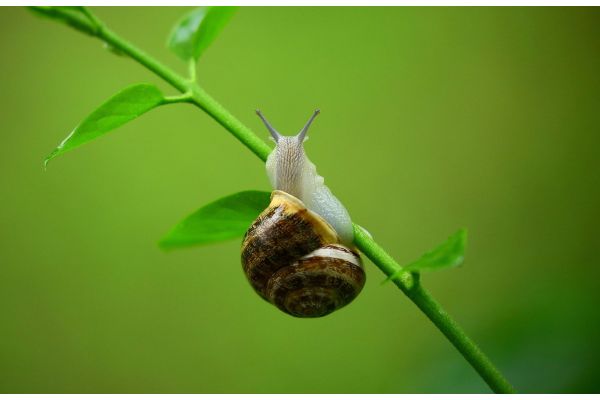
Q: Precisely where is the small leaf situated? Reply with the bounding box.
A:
[45,84,164,165]
[167,6,237,62]
[406,228,468,272]
[382,229,467,284]
[29,6,98,36]
[160,190,271,250]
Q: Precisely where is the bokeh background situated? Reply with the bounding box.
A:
[0,6,599,393]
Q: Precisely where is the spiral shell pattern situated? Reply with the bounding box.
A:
[241,190,365,318]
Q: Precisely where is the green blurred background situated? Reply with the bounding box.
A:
[1,6,599,394]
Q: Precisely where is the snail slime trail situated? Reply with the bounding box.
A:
[241,110,365,318]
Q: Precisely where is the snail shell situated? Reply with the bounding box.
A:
[241,190,365,318]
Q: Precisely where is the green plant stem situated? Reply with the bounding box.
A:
[188,59,197,82]
[100,26,271,162]
[54,10,515,393]
[409,285,514,394]
[353,226,515,394]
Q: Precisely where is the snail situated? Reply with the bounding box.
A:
[241,110,365,318]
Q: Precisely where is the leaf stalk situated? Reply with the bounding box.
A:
[188,59,197,83]
[163,92,194,105]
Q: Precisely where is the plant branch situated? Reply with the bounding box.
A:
[409,284,515,393]
[353,226,515,394]
[98,25,271,161]
[43,8,515,393]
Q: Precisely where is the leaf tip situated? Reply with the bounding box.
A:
[43,149,59,169]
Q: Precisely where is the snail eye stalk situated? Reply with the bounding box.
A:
[256,110,281,142]
[297,109,320,142]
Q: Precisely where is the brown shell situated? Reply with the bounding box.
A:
[241,190,365,318]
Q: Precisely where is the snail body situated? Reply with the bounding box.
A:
[241,110,365,318]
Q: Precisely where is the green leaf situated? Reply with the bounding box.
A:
[383,229,467,284]
[28,7,98,36]
[45,84,164,166]
[404,228,468,272]
[160,190,271,250]
[167,6,237,62]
